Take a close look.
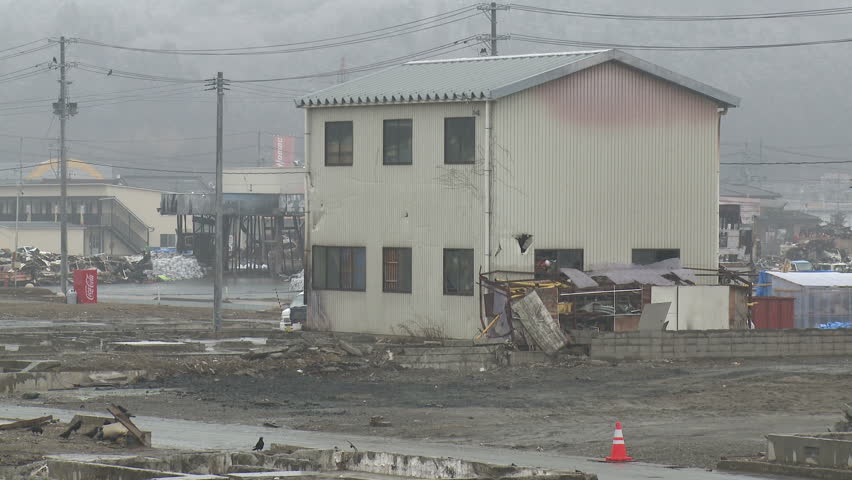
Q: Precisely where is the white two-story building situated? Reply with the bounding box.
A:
[297,49,739,338]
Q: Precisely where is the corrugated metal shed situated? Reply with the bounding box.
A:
[298,49,740,108]
[768,271,852,287]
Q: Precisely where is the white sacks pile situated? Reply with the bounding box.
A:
[152,254,206,281]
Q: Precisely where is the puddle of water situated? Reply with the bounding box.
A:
[42,387,175,401]
[0,344,20,352]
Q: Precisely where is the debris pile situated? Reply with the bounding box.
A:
[831,403,852,432]
[0,248,152,285]
[150,252,205,281]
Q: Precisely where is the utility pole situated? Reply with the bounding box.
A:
[58,36,69,297]
[257,131,262,167]
[477,3,510,56]
[12,137,22,288]
[207,72,227,331]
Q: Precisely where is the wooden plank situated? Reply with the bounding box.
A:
[511,290,568,355]
[0,415,52,431]
[107,406,150,447]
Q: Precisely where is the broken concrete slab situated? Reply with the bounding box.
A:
[108,341,206,353]
[0,415,52,431]
[338,341,362,357]
[0,370,146,394]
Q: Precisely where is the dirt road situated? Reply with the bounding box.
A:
[30,356,851,469]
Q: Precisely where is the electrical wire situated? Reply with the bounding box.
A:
[511,33,852,51]
[74,63,206,83]
[512,4,852,21]
[72,7,476,55]
[0,38,49,54]
[0,43,54,61]
[232,37,478,83]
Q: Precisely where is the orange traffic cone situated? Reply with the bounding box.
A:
[605,421,633,462]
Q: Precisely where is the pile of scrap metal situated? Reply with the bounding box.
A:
[0,248,151,285]
[479,260,699,349]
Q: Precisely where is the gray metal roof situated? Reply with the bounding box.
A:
[297,49,740,108]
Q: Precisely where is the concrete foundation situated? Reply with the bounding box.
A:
[768,433,852,469]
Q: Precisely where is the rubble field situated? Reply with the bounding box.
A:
[0,303,849,471]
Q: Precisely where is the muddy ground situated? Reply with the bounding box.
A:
[26,356,852,469]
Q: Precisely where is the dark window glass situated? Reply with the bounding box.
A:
[444,117,475,164]
[383,247,412,293]
[534,249,584,278]
[313,246,366,291]
[160,234,176,248]
[443,248,474,296]
[325,121,353,166]
[383,119,413,165]
[632,249,681,265]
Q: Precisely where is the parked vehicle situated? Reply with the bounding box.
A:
[815,262,848,273]
[280,291,305,331]
[788,260,814,272]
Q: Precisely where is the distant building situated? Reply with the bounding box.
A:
[0,183,176,255]
[719,183,782,262]
[297,49,739,338]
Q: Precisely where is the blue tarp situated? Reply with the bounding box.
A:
[818,322,852,329]
[756,271,772,297]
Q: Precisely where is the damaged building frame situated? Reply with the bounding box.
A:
[159,192,304,275]
[298,48,740,339]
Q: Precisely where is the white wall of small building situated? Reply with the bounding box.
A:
[223,167,305,194]
[306,61,725,339]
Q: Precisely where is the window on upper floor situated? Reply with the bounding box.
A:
[443,248,474,296]
[325,121,353,166]
[383,119,413,165]
[534,249,584,278]
[313,246,366,291]
[632,248,680,265]
[444,117,475,165]
[383,247,412,293]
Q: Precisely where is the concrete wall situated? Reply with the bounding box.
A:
[652,286,730,330]
[588,329,852,361]
[0,225,85,254]
[223,167,305,194]
[768,433,852,469]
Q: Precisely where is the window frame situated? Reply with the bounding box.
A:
[443,248,475,296]
[631,248,681,265]
[382,119,413,166]
[443,117,476,165]
[324,121,354,167]
[382,247,412,293]
[312,245,367,292]
[160,233,177,248]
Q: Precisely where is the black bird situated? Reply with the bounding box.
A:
[252,437,264,451]
[30,426,43,435]
[59,419,82,439]
[52,57,57,64]
[107,69,112,76]
[347,440,358,452]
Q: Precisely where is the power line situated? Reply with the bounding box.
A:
[232,37,478,82]
[512,33,852,51]
[0,38,49,54]
[0,42,53,61]
[72,7,476,55]
[512,4,852,21]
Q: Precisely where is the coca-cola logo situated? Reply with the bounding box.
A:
[84,273,95,301]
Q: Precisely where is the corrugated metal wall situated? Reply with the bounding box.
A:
[306,61,724,338]
[491,62,721,274]
[306,103,486,339]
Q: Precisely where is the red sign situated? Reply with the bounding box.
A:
[273,135,295,167]
[73,269,98,304]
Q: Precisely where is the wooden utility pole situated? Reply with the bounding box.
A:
[213,72,225,330]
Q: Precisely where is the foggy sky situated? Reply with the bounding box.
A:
[2,0,852,188]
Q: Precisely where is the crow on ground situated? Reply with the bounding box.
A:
[253,437,264,451]
[59,419,82,439]
[30,426,43,435]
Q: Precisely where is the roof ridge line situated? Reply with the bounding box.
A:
[407,49,611,65]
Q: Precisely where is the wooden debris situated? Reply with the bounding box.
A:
[0,415,52,431]
[107,406,150,447]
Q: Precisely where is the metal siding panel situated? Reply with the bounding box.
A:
[308,103,485,339]
[490,62,720,277]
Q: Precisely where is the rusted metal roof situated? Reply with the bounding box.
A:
[297,49,739,108]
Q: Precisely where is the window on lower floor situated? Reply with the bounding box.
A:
[632,248,681,265]
[383,247,412,293]
[383,119,413,165]
[443,248,474,296]
[160,233,177,248]
[313,246,366,291]
[534,249,584,278]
